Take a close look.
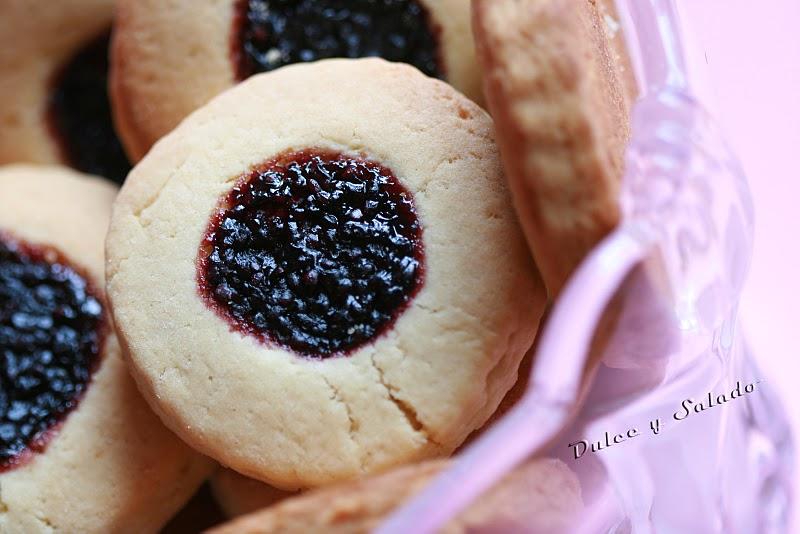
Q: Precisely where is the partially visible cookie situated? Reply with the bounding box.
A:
[472,0,636,295]
[0,1,131,183]
[460,331,537,449]
[111,0,483,161]
[0,165,211,533]
[207,458,582,533]
[211,468,296,518]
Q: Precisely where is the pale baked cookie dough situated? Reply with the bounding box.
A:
[0,0,131,183]
[208,458,583,533]
[472,0,637,295]
[0,165,211,533]
[110,0,483,161]
[106,58,545,490]
[211,341,533,519]
[212,468,296,518]
[210,342,534,518]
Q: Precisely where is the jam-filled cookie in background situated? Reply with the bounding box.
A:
[106,58,546,490]
[211,468,295,518]
[0,1,131,184]
[110,0,483,161]
[0,165,211,533]
[472,0,637,295]
[209,458,583,533]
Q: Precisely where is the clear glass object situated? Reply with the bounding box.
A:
[376,0,795,532]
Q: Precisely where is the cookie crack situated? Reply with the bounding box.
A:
[33,515,55,533]
[320,376,364,471]
[133,179,167,220]
[416,302,488,337]
[416,303,443,315]
[430,156,462,180]
[369,354,442,448]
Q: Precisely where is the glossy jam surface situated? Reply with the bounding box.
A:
[233,0,442,80]
[199,150,424,357]
[0,234,105,471]
[48,31,131,184]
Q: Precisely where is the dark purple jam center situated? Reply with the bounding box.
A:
[233,0,442,80]
[48,31,131,184]
[0,234,105,471]
[199,150,424,358]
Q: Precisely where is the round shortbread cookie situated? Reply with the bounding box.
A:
[110,0,484,162]
[0,1,131,183]
[0,165,211,533]
[106,58,545,489]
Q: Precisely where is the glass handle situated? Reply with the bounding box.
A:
[377,225,654,534]
[617,0,690,95]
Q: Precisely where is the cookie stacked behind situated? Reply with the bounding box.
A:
[473,0,637,295]
[0,0,130,183]
[0,166,211,533]
[0,0,482,185]
[110,0,483,161]
[211,468,295,519]
[209,458,583,534]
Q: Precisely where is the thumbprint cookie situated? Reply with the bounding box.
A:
[472,0,637,295]
[0,166,211,532]
[208,458,583,533]
[0,1,131,183]
[110,0,483,161]
[106,59,545,490]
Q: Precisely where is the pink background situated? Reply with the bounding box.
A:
[677,0,800,524]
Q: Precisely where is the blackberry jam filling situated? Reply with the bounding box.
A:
[233,0,443,80]
[47,31,131,184]
[0,234,105,471]
[198,149,424,358]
